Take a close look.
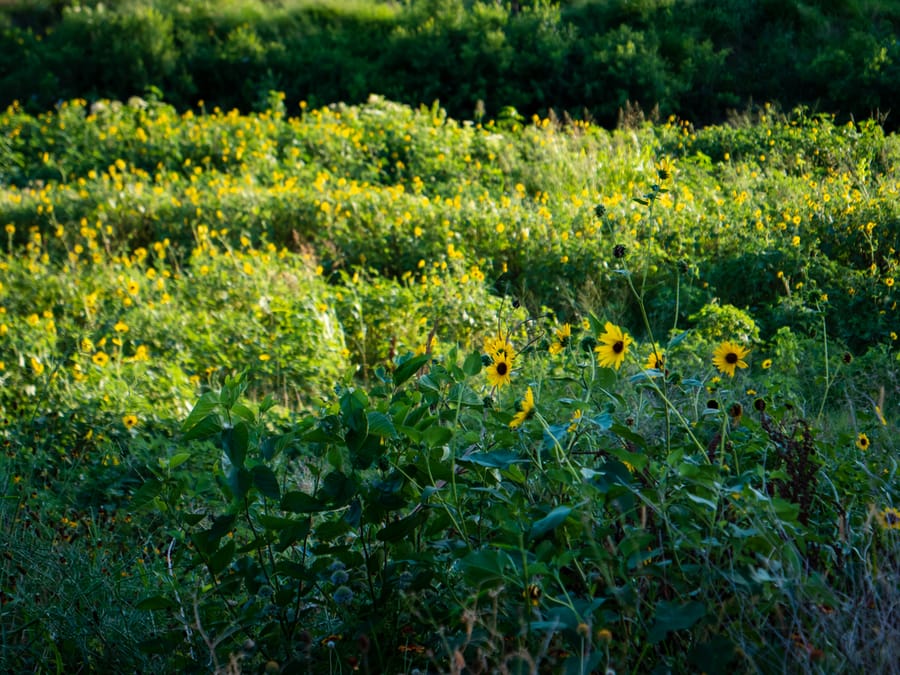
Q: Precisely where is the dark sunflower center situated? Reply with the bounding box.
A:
[887,512,899,525]
[725,352,738,364]
[613,341,624,354]
[861,438,869,447]
[496,361,508,376]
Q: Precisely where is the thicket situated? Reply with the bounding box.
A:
[1,0,899,129]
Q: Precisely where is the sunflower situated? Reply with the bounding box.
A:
[509,387,535,428]
[655,156,675,182]
[761,358,772,369]
[484,334,516,361]
[549,323,572,355]
[644,349,665,372]
[486,352,513,388]
[92,351,110,367]
[712,341,750,377]
[122,414,138,429]
[594,322,633,370]
[568,408,583,433]
[877,507,900,531]
[856,433,870,451]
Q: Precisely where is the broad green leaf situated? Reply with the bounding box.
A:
[393,354,430,387]
[129,477,163,509]
[397,425,422,442]
[252,465,280,500]
[281,491,327,513]
[648,600,706,643]
[542,423,568,451]
[610,423,647,449]
[207,539,236,575]
[459,450,524,470]
[222,422,249,467]
[456,549,513,587]
[423,425,452,447]
[687,635,739,675]
[667,330,690,349]
[164,452,191,470]
[322,470,356,506]
[257,514,304,530]
[462,351,483,376]
[366,411,397,438]
[686,491,718,513]
[376,509,429,542]
[449,383,483,408]
[182,414,221,441]
[227,465,252,500]
[181,391,219,433]
[230,402,257,423]
[529,505,573,540]
[135,595,177,611]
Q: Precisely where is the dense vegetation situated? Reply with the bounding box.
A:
[1,94,898,673]
[1,1,899,673]
[1,0,899,129]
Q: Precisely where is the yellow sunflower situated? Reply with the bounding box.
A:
[486,352,513,388]
[712,341,750,377]
[644,349,665,372]
[856,433,870,451]
[549,323,572,355]
[594,322,633,370]
[655,156,675,182]
[484,334,516,361]
[509,387,535,429]
[877,507,900,531]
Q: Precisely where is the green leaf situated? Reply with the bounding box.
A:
[227,466,252,500]
[667,329,690,349]
[686,491,718,513]
[397,425,422,442]
[181,391,219,433]
[462,351,483,376]
[687,635,739,675]
[281,491,327,513]
[135,595,177,611]
[222,422,250,467]
[231,402,257,424]
[449,383,483,408]
[376,509,429,542]
[164,452,191,470]
[257,514,303,531]
[423,425,452,447]
[456,549,513,587]
[393,353,430,387]
[459,450,524,469]
[322,470,356,506]
[129,477,163,509]
[252,465,280,500]
[648,600,706,643]
[366,411,397,438]
[182,414,221,441]
[207,539,236,575]
[529,505,573,540]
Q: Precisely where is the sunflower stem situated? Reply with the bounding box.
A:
[816,312,831,423]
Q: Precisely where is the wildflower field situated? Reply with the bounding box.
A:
[1,94,899,674]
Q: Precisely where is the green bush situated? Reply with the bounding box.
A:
[2,0,900,130]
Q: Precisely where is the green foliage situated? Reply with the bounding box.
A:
[1,95,899,671]
[2,0,900,130]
